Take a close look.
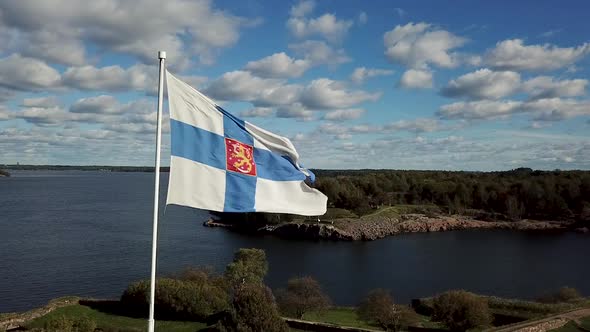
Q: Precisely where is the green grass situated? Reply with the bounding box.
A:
[26,304,208,332]
[322,208,359,219]
[417,314,445,329]
[301,205,443,227]
[361,205,441,220]
[488,298,590,320]
[0,312,17,320]
[419,296,589,321]
[550,321,582,332]
[302,307,383,330]
[548,317,590,332]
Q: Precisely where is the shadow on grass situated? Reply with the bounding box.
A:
[78,299,220,331]
[79,299,132,317]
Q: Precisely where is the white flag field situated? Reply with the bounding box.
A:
[165,71,327,216]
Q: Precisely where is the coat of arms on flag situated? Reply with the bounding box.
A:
[225,138,256,176]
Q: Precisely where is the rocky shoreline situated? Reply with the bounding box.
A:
[0,297,80,331]
[204,214,570,241]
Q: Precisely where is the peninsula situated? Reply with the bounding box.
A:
[207,167,590,240]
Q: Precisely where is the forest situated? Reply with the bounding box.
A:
[313,168,590,223]
[5,164,590,223]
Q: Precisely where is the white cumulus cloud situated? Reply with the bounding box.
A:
[323,109,366,121]
[384,22,466,69]
[276,104,314,121]
[205,70,301,107]
[350,67,394,84]
[522,76,587,99]
[399,69,433,89]
[244,52,310,78]
[0,54,61,91]
[287,1,353,42]
[441,69,521,99]
[290,0,315,17]
[385,118,441,133]
[484,39,590,71]
[21,96,61,108]
[437,98,590,121]
[441,69,588,100]
[300,78,381,109]
[70,95,120,114]
[0,0,254,66]
[240,107,274,118]
[437,100,523,120]
[289,40,351,66]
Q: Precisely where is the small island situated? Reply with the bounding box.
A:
[0,169,10,177]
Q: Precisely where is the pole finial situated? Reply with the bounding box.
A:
[158,51,167,59]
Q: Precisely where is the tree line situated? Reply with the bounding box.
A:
[313,168,590,222]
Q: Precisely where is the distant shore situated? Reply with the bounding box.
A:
[205,211,581,241]
[0,165,169,172]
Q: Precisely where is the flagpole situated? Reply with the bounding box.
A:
[148,50,166,332]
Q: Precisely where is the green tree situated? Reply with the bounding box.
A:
[432,290,492,331]
[218,284,288,332]
[225,248,268,288]
[276,276,331,319]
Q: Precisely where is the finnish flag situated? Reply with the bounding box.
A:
[165,71,327,216]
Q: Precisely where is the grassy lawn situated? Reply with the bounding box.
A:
[300,205,443,227]
[302,307,382,330]
[323,208,359,219]
[550,321,582,332]
[26,304,207,332]
[360,205,441,220]
[417,314,445,329]
[550,316,590,332]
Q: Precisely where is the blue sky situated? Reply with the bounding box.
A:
[0,0,589,170]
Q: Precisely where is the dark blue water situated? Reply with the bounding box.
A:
[1,171,589,313]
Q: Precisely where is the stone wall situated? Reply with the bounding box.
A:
[512,318,568,332]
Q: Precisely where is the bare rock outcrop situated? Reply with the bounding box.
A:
[256,214,565,241]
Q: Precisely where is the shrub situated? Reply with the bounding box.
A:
[557,287,582,302]
[537,286,583,303]
[276,276,331,319]
[120,276,229,320]
[432,290,492,331]
[45,315,74,332]
[74,316,97,332]
[358,289,419,331]
[217,284,288,332]
[358,289,398,331]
